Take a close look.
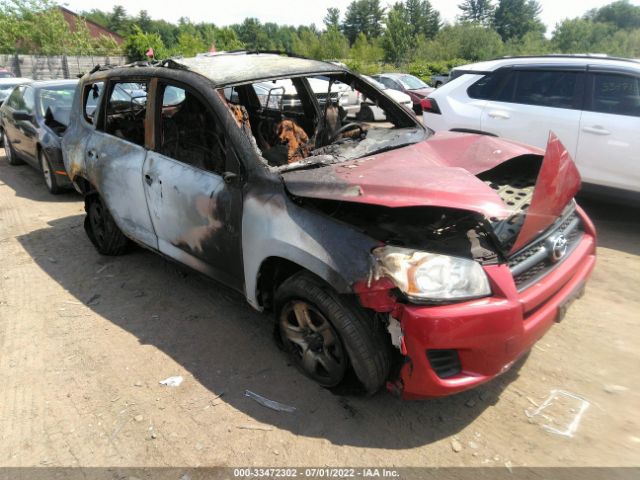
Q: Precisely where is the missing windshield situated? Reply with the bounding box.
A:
[220,72,424,169]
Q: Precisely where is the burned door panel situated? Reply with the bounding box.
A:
[85,130,158,249]
[142,152,244,290]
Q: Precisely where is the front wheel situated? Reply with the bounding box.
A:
[84,195,130,255]
[275,272,391,394]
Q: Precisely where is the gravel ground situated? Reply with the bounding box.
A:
[0,153,638,469]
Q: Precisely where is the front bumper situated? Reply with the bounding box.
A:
[391,206,596,399]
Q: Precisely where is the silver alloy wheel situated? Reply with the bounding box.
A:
[40,151,53,190]
[279,300,346,386]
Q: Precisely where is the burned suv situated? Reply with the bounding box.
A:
[62,52,596,399]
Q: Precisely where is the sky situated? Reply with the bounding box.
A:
[61,0,640,35]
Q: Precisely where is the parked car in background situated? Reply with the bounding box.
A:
[372,73,434,114]
[0,77,32,106]
[431,72,450,88]
[0,77,32,145]
[0,79,78,194]
[63,52,595,400]
[248,77,358,118]
[423,55,640,202]
[343,75,413,121]
[0,67,15,78]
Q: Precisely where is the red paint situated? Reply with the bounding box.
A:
[353,277,397,312]
[357,208,596,400]
[284,132,541,218]
[509,133,582,254]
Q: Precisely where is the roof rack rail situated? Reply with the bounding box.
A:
[494,54,640,64]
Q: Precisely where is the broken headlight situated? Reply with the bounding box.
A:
[372,246,491,302]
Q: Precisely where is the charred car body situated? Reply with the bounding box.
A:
[62,52,596,399]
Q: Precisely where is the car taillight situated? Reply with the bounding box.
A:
[421,97,441,114]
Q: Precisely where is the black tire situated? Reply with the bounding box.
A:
[39,150,62,194]
[5,136,23,165]
[275,272,391,394]
[84,195,129,255]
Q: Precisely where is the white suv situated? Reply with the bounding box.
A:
[423,55,640,201]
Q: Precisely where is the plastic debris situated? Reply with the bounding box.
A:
[159,375,184,387]
[244,390,296,412]
[525,389,590,438]
[237,424,273,431]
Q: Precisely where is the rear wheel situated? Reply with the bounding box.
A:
[85,195,129,255]
[5,137,23,165]
[40,150,61,194]
[275,272,391,394]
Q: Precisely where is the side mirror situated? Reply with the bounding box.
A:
[12,110,33,122]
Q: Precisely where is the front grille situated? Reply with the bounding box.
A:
[479,161,539,249]
[509,207,583,291]
[427,349,462,379]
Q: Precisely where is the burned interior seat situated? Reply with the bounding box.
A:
[161,92,225,173]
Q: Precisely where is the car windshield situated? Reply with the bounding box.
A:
[39,85,76,125]
[220,71,426,172]
[397,75,429,90]
[0,84,20,100]
[364,76,387,90]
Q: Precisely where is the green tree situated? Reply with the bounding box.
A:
[108,5,131,36]
[552,18,613,53]
[320,27,349,59]
[458,0,495,26]
[291,29,322,58]
[342,0,385,43]
[124,25,166,60]
[415,23,503,61]
[350,32,384,63]
[233,17,272,50]
[493,0,544,41]
[406,0,441,38]
[324,7,341,30]
[173,32,206,56]
[214,27,244,51]
[383,2,412,64]
[136,10,152,32]
[586,0,640,30]
[81,8,110,28]
[504,30,550,55]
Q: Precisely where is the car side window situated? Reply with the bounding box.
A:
[103,81,148,146]
[156,83,227,175]
[5,86,24,109]
[83,81,104,124]
[468,69,516,101]
[513,70,579,109]
[22,86,35,113]
[590,73,640,117]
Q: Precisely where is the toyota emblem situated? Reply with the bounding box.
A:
[550,234,568,262]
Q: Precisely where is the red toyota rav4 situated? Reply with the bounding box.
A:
[62,52,596,399]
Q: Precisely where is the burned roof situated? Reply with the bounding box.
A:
[172,52,345,86]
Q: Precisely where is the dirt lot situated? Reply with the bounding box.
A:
[0,152,639,470]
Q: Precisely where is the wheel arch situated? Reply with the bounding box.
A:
[253,254,354,312]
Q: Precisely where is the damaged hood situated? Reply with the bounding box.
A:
[283,132,539,217]
[282,132,581,252]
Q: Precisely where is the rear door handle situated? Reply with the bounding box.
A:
[582,125,610,135]
[488,110,510,119]
[144,174,153,186]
